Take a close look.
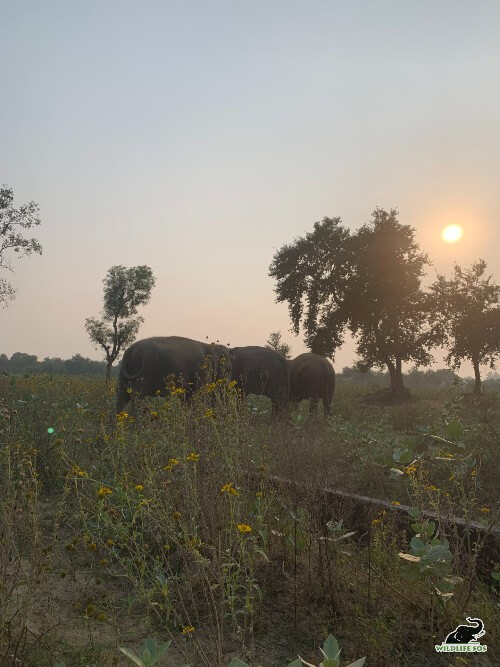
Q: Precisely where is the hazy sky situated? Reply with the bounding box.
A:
[2,1,499,375]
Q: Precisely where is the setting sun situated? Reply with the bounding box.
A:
[441,224,464,243]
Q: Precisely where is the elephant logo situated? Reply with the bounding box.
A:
[445,617,485,644]
[435,617,487,654]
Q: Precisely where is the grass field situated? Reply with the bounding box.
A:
[1,373,499,666]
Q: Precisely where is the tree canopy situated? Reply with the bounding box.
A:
[0,186,42,306]
[266,331,292,359]
[269,208,433,392]
[85,265,156,380]
[429,260,500,392]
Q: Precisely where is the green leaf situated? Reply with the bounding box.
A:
[118,647,144,666]
[445,419,464,441]
[421,544,452,565]
[286,660,303,667]
[410,537,425,555]
[346,659,367,667]
[320,659,340,667]
[422,521,436,538]
[323,634,341,660]
[229,659,250,667]
[408,507,421,520]
[490,572,500,582]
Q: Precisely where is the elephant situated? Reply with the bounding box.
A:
[288,353,335,415]
[116,336,229,413]
[445,618,485,644]
[229,346,289,413]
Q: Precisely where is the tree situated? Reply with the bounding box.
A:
[0,186,42,306]
[429,260,500,393]
[85,265,156,381]
[266,331,292,359]
[269,208,433,393]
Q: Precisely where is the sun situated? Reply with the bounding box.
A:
[441,224,464,243]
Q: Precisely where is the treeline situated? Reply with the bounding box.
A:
[338,365,500,390]
[0,352,119,377]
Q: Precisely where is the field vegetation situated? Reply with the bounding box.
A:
[1,372,498,666]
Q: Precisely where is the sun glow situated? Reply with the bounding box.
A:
[441,224,464,243]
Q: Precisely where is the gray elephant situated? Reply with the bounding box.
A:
[116,336,229,413]
[288,353,335,415]
[229,346,289,413]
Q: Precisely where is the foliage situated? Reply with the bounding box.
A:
[0,186,42,306]
[85,265,155,379]
[429,260,500,392]
[119,637,178,666]
[269,209,434,392]
[0,352,119,377]
[266,331,292,359]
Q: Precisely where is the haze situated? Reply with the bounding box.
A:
[2,1,499,376]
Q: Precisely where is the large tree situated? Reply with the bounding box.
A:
[0,186,42,306]
[429,260,500,393]
[269,208,433,393]
[85,265,156,381]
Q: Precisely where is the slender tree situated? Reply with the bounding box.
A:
[270,209,433,393]
[0,186,42,306]
[85,265,155,381]
[266,331,292,359]
[429,260,500,393]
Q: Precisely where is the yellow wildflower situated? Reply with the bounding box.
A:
[372,519,381,525]
[228,380,237,388]
[237,523,252,533]
[256,491,263,498]
[99,559,109,566]
[181,625,195,635]
[426,485,439,492]
[480,507,490,514]
[470,469,477,477]
[163,465,173,471]
[97,612,107,622]
[404,465,417,476]
[97,486,112,498]
[449,473,455,481]
[156,389,161,395]
[163,544,171,551]
[187,452,200,462]
[168,458,180,466]
[204,408,214,419]
[170,387,185,396]
[71,464,88,478]
[126,387,133,394]
[106,539,114,547]
[221,482,239,496]
[88,542,97,551]
[116,411,129,422]
[150,410,158,418]
[391,500,401,506]
[135,484,144,492]
[172,511,182,521]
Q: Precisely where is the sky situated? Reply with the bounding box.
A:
[1,1,499,376]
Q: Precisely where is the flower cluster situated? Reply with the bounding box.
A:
[221,482,239,496]
[97,485,112,498]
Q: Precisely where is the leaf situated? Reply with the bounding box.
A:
[389,467,404,476]
[323,634,341,660]
[228,659,250,667]
[118,647,144,666]
[422,521,436,538]
[421,544,452,565]
[490,572,500,582]
[334,531,357,542]
[286,660,304,667]
[445,419,464,441]
[409,537,425,555]
[408,507,421,520]
[346,659,367,667]
[319,659,340,667]
[442,575,463,585]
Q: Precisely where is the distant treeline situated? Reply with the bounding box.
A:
[1,352,499,390]
[338,365,500,390]
[0,352,119,377]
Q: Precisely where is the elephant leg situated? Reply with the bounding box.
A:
[323,396,332,416]
[309,397,319,413]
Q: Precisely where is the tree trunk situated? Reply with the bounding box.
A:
[105,359,113,383]
[387,358,405,394]
[472,358,482,394]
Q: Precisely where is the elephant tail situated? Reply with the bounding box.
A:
[466,618,484,635]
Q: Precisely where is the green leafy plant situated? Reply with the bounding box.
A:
[119,637,181,667]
